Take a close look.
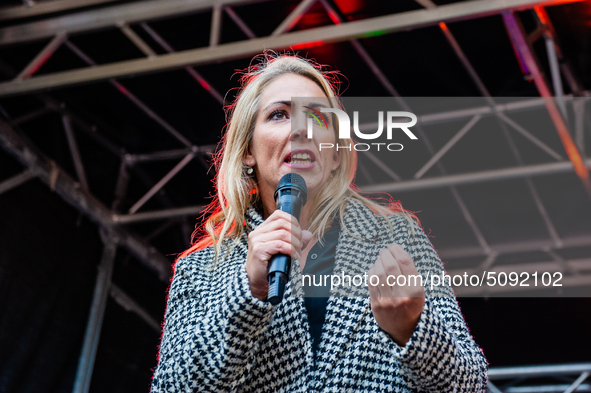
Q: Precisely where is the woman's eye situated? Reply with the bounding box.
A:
[269,110,288,120]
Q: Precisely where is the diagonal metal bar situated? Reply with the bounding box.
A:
[64,39,193,147]
[414,115,481,179]
[545,249,578,274]
[527,176,563,247]
[0,0,586,96]
[15,32,68,81]
[411,0,565,252]
[323,0,490,252]
[0,57,189,237]
[12,106,52,125]
[486,382,503,393]
[62,115,90,191]
[109,283,161,333]
[503,11,591,198]
[272,0,317,36]
[111,160,130,212]
[128,153,195,214]
[533,6,585,96]
[72,232,116,393]
[140,22,224,104]
[224,6,256,39]
[564,371,590,393]
[0,118,172,281]
[0,169,36,195]
[500,120,563,247]
[415,0,565,164]
[319,0,400,97]
[437,20,493,99]
[573,98,586,156]
[144,219,180,242]
[473,252,498,274]
[447,185,491,253]
[497,112,563,161]
[53,100,124,158]
[363,151,402,182]
[545,34,568,119]
[119,23,157,58]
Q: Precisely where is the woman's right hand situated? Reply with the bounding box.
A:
[245,210,312,301]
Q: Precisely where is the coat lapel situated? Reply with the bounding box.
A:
[311,201,391,390]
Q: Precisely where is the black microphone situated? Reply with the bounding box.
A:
[267,173,307,305]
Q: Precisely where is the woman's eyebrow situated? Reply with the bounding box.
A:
[263,100,291,112]
[306,102,328,109]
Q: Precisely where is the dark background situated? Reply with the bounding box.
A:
[1,0,590,392]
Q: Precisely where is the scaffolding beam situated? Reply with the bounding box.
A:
[503,11,591,197]
[0,0,265,45]
[0,169,35,195]
[0,0,586,96]
[0,0,118,22]
[362,157,591,194]
[72,233,117,393]
[438,233,591,260]
[0,118,172,281]
[113,205,206,224]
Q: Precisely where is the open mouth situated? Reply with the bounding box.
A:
[285,151,315,166]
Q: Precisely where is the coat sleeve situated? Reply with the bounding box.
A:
[150,247,275,392]
[383,219,489,393]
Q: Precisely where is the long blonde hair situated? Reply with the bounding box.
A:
[179,53,415,262]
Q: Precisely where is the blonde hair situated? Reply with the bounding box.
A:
[179,53,415,262]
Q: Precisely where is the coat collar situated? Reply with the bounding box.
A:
[245,206,264,233]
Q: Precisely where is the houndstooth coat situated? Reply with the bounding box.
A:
[151,200,488,392]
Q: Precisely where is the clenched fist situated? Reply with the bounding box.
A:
[245,210,313,301]
[368,244,425,347]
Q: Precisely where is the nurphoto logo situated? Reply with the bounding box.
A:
[306,107,418,152]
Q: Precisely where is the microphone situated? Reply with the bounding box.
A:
[267,173,307,305]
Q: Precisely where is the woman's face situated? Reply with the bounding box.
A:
[244,73,340,212]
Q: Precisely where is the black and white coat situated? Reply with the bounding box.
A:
[151,200,488,392]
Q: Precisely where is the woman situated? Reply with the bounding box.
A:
[151,54,488,392]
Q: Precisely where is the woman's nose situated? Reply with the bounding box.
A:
[290,116,307,141]
[290,127,304,140]
[290,123,306,141]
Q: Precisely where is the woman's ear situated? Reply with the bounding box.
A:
[243,147,256,167]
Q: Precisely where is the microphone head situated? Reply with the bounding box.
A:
[275,173,307,204]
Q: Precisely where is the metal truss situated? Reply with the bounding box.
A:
[488,363,591,393]
[1,1,591,391]
[0,0,118,22]
[0,0,587,96]
[0,0,588,295]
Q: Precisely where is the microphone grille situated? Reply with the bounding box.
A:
[278,173,307,193]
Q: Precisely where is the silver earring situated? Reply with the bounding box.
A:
[247,167,254,175]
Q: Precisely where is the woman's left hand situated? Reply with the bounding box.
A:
[368,244,425,347]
